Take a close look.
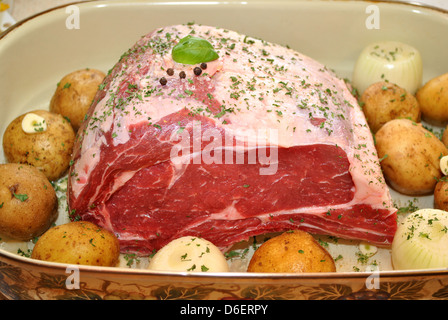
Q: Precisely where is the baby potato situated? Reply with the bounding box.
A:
[148,236,229,272]
[0,163,58,241]
[2,110,76,181]
[31,221,120,267]
[375,118,448,195]
[442,124,448,147]
[360,81,420,133]
[50,68,105,132]
[247,230,336,273]
[416,72,448,125]
[434,179,448,211]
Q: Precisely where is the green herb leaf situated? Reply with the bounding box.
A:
[201,265,209,272]
[13,193,28,202]
[172,35,219,65]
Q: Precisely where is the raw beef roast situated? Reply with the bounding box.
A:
[68,24,397,255]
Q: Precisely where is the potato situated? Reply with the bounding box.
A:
[247,230,336,273]
[0,163,58,241]
[50,68,105,132]
[434,179,448,211]
[416,72,448,125]
[31,221,120,267]
[360,81,420,133]
[2,110,76,181]
[148,236,229,272]
[442,124,448,147]
[375,118,448,195]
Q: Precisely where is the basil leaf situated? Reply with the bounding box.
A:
[172,35,219,65]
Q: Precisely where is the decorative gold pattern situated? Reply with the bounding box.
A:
[1,260,448,300]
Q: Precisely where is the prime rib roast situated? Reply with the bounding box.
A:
[68,24,397,255]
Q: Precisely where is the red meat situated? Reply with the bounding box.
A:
[68,24,397,255]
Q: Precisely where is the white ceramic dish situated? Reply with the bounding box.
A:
[0,0,448,300]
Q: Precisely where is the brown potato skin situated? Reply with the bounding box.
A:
[247,230,336,273]
[434,180,448,211]
[442,124,448,147]
[416,72,448,126]
[375,119,448,195]
[360,81,420,133]
[2,110,76,181]
[0,163,58,241]
[31,221,120,267]
[50,68,105,132]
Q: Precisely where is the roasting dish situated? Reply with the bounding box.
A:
[0,0,448,300]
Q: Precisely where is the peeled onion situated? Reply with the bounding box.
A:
[147,236,229,272]
[352,41,422,95]
[392,209,448,270]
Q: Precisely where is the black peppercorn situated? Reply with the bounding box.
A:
[200,63,207,70]
[179,71,186,79]
[159,77,167,85]
[166,68,174,76]
[194,67,202,76]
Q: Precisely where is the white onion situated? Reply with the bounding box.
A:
[392,209,448,270]
[147,236,230,272]
[352,41,423,95]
